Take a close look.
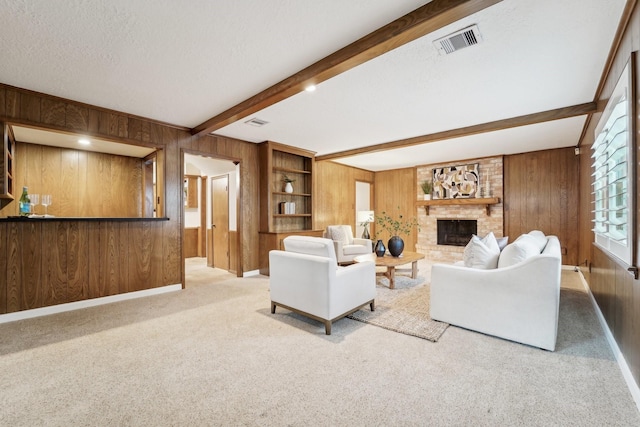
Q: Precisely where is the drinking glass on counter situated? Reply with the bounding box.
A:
[41,194,52,216]
[29,194,39,215]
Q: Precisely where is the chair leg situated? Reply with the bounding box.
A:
[370,300,375,311]
[271,302,276,314]
[324,321,332,335]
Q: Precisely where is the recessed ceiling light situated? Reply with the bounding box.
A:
[78,138,91,145]
[305,85,316,92]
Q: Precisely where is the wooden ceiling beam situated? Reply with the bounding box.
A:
[191,0,503,136]
[315,102,598,161]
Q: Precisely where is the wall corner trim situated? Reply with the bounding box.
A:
[243,269,260,277]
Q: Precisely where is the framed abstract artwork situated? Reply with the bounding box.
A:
[432,163,479,199]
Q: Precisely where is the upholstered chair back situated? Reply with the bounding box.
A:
[283,235,338,265]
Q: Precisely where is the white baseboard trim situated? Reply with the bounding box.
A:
[576,270,640,412]
[243,269,260,277]
[0,284,182,325]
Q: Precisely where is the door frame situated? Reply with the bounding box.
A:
[181,149,243,284]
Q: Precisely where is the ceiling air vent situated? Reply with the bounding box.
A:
[244,117,269,127]
[433,24,483,55]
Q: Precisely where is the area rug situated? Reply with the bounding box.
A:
[347,275,449,342]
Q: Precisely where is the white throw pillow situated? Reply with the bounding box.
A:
[463,232,500,269]
[527,230,547,251]
[327,226,349,246]
[498,237,541,268]
[496,236,509,251]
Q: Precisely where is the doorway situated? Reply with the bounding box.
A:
[355,181,374,239]
[183,152,241,283]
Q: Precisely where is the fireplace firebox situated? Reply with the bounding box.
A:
[437,219,477,246]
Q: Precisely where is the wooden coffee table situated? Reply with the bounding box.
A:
[354,251,425,289]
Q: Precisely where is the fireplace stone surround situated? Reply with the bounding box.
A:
[415,156,504,266]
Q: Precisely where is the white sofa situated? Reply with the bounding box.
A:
[269,236,376,335]
[430,232,562,351]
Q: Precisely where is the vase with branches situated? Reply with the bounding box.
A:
[375,208,420,257]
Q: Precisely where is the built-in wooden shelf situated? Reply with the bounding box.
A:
[417,197,501,216]
[273,191,312,197]
[259,141,318,275]
[273,166,312,175]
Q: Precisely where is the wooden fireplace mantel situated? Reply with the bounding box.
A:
[417,197,501,216]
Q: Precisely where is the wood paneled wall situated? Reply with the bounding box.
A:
[374,168,417,252]
[315,161,374,231]
[0,142,143,218]
[0,220,167,313]
[183,227,199,258]
[0,84,183,311]
[315,162,419,253]
[590,248,637,354]
[577,2,640,388]
[0,83,261,313]
[229,230,238,274]
[503,147,579,265]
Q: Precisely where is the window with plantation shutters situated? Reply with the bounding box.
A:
[591,60,634,265]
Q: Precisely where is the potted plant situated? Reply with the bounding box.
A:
[375,208,420,257]
[420,180,432,200]
[282,174,295,193]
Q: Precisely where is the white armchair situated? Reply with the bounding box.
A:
[269,236,376,335]
[323,225,372,264]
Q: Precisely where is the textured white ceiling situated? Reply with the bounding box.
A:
[0,0,426,126]
[214,0,626,169]
[0,0,627,170]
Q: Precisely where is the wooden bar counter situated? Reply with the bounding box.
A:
[0,217,177,315]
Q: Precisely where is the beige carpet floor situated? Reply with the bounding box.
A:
[0,259,638,426]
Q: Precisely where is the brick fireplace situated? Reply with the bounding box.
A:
[416,156,504,265]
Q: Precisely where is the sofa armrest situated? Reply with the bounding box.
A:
[331,261,376,317]
[331,240,344,253]
[431,254,561,350]
[352,237,371,248]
